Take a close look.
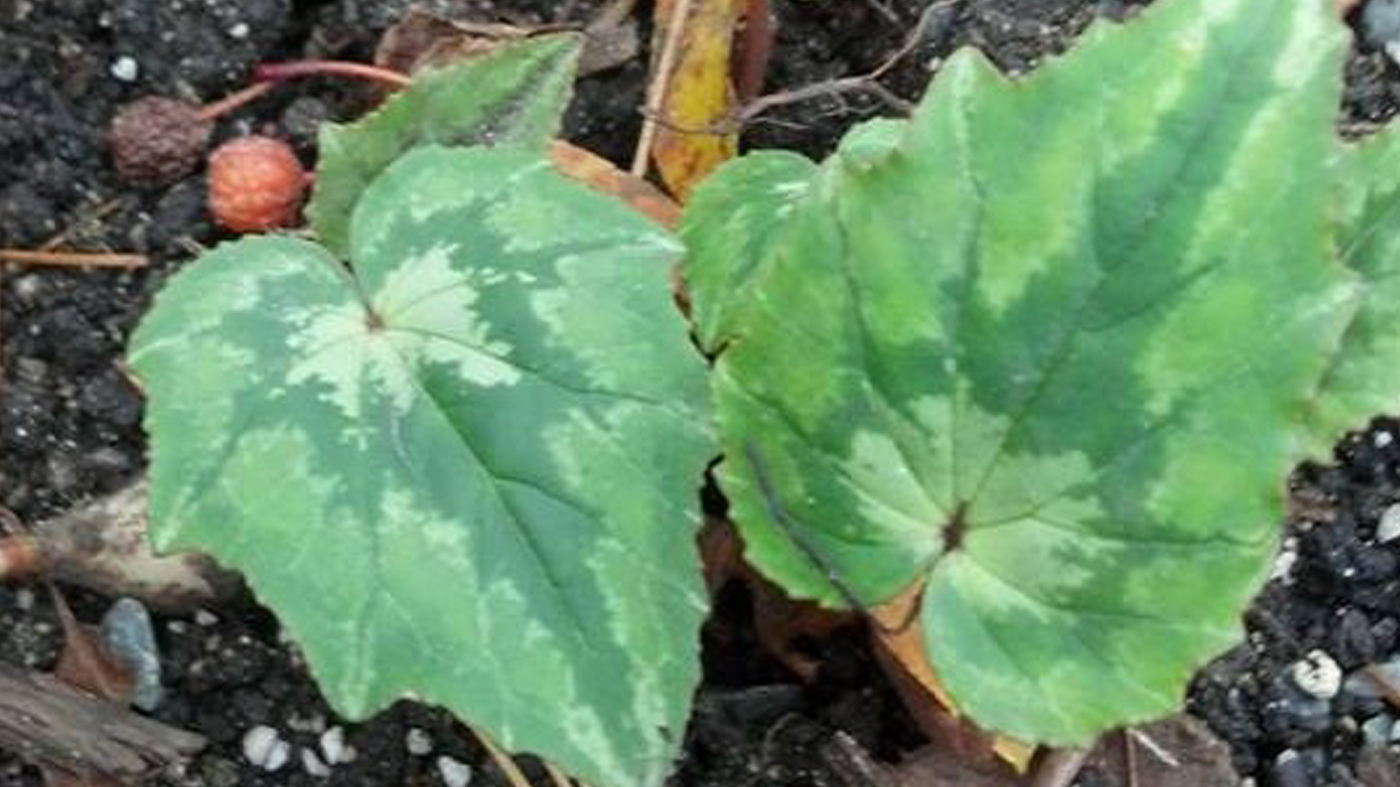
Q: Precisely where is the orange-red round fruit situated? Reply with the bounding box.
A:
[207,136,307,233]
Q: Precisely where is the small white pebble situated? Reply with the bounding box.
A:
[320,727,347,765]
[1379,504,1400,543]
[436,756,473,787]
[1291,649,1342,700]
[228,22,250,38]
[109,55,139,82]
[194,609,219,626]
[1377,431,1395,448]
[265,743,290,771]
[406,727,434,756]
[1271,537,1298,582]
[13,588,33,611]
[242,725,290,771]
[300,747,331,778]
[10,275,41,302]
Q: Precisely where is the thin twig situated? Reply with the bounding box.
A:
[734,0,955,127]
[635,77,908,137]
[475,730,534,787]
[255,60,412,89]
[872,0,954,79]
[1122,729,1138,787]
[863,0,902,25]
[0,249,147,269]
[738,114,811,132]
[544,761,574,787]
[1126,727,1179,767]
[1030,746,1090,787]
[629,0,954,141]
[737,76,914,126]
[631,0,697,175]
[198,81,275,121]
[40,198,128,251]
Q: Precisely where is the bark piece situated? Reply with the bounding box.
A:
[30,481,242,612]
[0,662,204,783]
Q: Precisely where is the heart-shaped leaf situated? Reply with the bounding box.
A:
[308,34,581,257]
[684,0,1351,743]
[130,145,712,787]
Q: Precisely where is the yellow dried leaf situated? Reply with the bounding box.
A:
[650,0,743,202]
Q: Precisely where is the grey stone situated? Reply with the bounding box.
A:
[100,597,163,711]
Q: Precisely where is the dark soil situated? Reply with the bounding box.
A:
[1185,419,1400,787]
[4,1,1400,786]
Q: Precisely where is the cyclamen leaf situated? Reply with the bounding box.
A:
[1309,130,1400,446]
[682,149,817,346]
[308,34,581,257]
[685,0,1351,743]
[130,146,712,787]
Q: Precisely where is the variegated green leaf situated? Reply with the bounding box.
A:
[1309,130,1400,445]
[130,146,711,787]
[682,150,817,348]
[685,0,1352,743]
[308,35,581,257]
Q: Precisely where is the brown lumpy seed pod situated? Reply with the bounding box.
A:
[207,136,307,232]
[108,96,214,187]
